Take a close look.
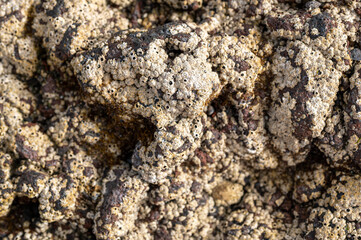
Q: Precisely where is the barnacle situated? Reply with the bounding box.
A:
[2,0,361,239]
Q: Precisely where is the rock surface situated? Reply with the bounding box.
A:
[1,0,361,239]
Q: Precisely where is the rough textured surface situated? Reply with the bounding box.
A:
[268,40,341,165]
[2,0,361,239]
[0,0,38,77]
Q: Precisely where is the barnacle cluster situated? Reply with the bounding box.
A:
[1,0,361,239]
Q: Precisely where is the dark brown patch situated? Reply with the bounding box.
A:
[131,148,144,168]
[195,149,214,166]
[106,22,191,60]
[233,59,250,73]
[46,0,66,18]
[267,15,295,31]
[234,24,252,36]
[246,4,257,17]
[15,135,39,161]
[308,13,335,39]
[14,43,21,60]
[190,181,202,193]
[148,207,160,222]
[172,139,192,154]
[154,227,172,240]
[97,169,128,236]
[294,184,323,203]
[173,32,191,42]
[277,48,314,141]
[169,181,184,193]
[15,169,47,194]
[79,47,103,65]
[54,23,80,61]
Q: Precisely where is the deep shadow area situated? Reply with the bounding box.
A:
[0,197,40,238]
[86,104,157,167]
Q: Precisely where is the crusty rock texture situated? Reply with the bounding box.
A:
[1,0,361,239]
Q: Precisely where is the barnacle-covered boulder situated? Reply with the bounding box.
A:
[33,0,129,70]
[72,22,222,183]
[268,40,341,165]
[72,22,220,127]
[94,164,148,239]
[0,0,38,77]
[304,173,361,240]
